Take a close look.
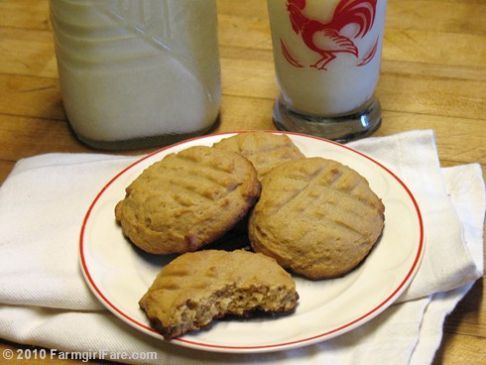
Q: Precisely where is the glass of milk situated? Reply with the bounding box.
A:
[268,0,387,141]
[50,0,221,150]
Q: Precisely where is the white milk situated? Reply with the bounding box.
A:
[50,0,221,147]
[268,0,386,116]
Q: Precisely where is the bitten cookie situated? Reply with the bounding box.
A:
[139,250,299,339]
[115,146,260,254]
[249,158,385,279]
[213,131,304,179]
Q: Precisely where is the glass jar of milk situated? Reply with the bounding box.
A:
[50,0,221,149]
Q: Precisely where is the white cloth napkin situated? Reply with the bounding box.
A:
[0,130,483,364]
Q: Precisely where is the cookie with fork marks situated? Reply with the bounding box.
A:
[249,157,385,279]
[139,249,298,339]
[115,146,260,254]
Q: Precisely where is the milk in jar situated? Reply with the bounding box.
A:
[268,0,386,116]
[50,0,221,149]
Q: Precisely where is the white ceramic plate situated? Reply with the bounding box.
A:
[80,132,424,353]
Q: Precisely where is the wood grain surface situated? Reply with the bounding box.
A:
[0,0,485,364]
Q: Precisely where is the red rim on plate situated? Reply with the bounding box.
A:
[79,131,424,353]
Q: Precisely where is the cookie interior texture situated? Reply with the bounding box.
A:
[139,250,299,339]
[249,157,385,279]
[115,146,260,254]
[213,131,304,179]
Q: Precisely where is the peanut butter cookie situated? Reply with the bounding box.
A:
[249,158,385,279]
[115,146,260,254]
[139,249,299,339]
[213,131,304,179]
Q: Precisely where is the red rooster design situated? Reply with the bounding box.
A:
[284,0,377,70]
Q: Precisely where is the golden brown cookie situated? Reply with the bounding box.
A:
[213,131,304,179]
[139,249,299,339]
[249,158,385,279]
[115,146,260,254]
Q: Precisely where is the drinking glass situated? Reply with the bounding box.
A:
[268,0,387,141]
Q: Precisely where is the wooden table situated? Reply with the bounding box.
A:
[0,0,484,363]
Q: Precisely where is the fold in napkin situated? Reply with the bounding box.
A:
[0,130,484,365]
